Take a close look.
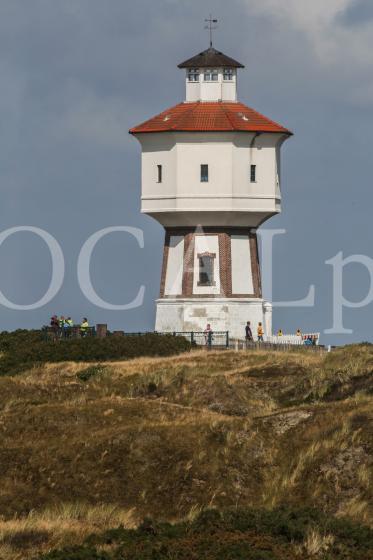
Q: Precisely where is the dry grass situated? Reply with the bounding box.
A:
[0,503,137,560]
[261,402,372,522]
[296,528,335,557]
[0,345,372,558]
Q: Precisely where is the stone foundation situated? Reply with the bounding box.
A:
[155,298,272,340]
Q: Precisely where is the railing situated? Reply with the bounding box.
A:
[231,340,326,353]
[106,330,229,348]
[40,327,323,352]
[266,333,320,346]
[41,328,229,348]
[164,331,230,349]
[42,326,96,340]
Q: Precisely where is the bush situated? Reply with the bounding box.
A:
[40,547,110,560]
[0,331,191,376]
[38,507,373,560]
[77,364,107,382]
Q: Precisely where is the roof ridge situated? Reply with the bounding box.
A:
[219,103,237,130]
[238,101,291,132]
[169,102,198,130]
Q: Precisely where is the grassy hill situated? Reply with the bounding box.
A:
[0,344,372,559]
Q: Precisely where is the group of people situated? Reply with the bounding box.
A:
[245,323,306,343]
[50,315,90,337]
[276,328,302,337]
[204,321,266,344]
[244,321,265,342]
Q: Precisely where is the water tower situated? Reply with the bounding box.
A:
[130,39,292,338]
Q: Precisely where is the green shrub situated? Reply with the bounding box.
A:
[77,365,107,382]
[0,331,191,376]
[40,547,110,560]
[40,507,372,560]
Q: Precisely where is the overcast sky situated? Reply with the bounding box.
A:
[1,0,373,345]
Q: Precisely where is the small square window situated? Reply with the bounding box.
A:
[157,164,162,183]
[204,68,218,81]
[187,68,199,82]
[200,164,209,182]
[250,164,256,183]
[223,68,233,81]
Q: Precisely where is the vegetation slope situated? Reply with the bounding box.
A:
[0,342,372,559]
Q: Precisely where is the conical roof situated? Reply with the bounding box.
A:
[178,47,244,69]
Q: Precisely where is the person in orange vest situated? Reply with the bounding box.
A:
[257,322,264,342]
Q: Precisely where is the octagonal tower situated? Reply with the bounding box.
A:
[130,46,292,339]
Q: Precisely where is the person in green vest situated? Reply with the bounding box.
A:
[64,317,73,338]
[80,317,89,337]
[58,316,65,337]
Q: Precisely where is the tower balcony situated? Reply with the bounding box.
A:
[141,195,281,227]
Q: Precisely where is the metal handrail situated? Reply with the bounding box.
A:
[42,326,96,340]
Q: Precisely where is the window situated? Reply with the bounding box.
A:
[204,68,218,81]
[157,164,162,183]
[187,68,199,82]
[250,164,256,183]
[198,252,216,286]
[200,164,209,182]
[223,68,233,81]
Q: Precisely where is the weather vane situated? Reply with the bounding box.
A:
[204,15,218,48]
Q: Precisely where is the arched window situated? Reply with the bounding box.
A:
[197,252,216,286]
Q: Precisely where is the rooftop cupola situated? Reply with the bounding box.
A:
[178,47,244,103]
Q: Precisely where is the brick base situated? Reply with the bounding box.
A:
[159,227,261,299]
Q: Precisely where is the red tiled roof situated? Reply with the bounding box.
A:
[129,102,292,135]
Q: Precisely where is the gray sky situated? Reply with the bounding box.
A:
[1,0,373,345]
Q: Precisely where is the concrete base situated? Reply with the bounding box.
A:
[155,298,272,340]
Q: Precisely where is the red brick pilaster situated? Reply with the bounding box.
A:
[249,230,262,298]
[159,230,170,297]
[182,232,195,296]
[218,232,232,297]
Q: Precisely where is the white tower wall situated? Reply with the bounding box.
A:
[138,132,286,227]
[155,298,271,340]
[185,68,237,102]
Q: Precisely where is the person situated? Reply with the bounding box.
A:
[204,323,213,347]
[257,322,264,342]
[245,321,253,343]
[80,317,89,337]
[304,336,313,346]
[296,329,302,337]
[49,315,60,341]
[57,315,66,337]
[50,315,59,330]
[64,317,74,337]
[277,329,283,337]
